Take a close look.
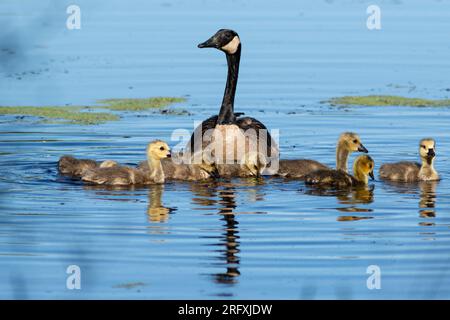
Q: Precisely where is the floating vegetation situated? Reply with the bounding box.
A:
[113,282,147,289]
[0,106,118,125]
[327,95,450,107]
[97,97,187,111]
[0,97,188,125]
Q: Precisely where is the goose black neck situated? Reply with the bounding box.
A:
[217,44,241,125]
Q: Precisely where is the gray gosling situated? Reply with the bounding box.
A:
[379,138,439,182]
[278,132,368,179]
[305,155,375,188]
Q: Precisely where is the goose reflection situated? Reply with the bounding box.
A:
[304,185,375,221]
[190,178,265,287]
[383,180,439,225]
[147,184,176,223]
[214,186,241,284]
[418,181,438,225]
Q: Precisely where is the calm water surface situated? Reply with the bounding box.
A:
[0,0,450,299]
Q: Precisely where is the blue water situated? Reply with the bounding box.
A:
[1,0,450,299]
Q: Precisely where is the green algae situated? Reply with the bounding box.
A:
[0,106,119,125]
[97,97,187,111]
[0,97,188,125]
[328,95,450,107]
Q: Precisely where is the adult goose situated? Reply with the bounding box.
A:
[186,29,279,177]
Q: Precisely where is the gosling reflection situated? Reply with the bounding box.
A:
[304,185,374,221]
[383,180,439,224]
[147,185,176,223]
[213,186,241,285]
[419,181,438,221]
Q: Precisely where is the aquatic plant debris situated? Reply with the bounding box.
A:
[97,97,187,111]
[0,97,187,125]
[328,95,450,107]
[0,106,119,125]
[113,282,147,289]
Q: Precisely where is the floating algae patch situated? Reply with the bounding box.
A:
[0,97,189,125]
[328,95,450,107]
[0,106,119,125]
[97,97,187,111]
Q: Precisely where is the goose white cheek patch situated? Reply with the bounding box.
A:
[221,36,240,54]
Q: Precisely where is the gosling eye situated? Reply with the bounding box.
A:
[421,145,426,149]
[353,139,358,144]
[159,146,165,151]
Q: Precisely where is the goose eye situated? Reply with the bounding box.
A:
[421,145,426,149]
[353,139,358,144]
[159,146,165,151]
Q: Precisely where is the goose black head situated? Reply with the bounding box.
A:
[198,29,241,55]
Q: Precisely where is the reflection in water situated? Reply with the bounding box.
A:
[419,182,437,219]
[147,185,176,223]
[304,185,375,221]
[214,186,241,285]
[383,181,439,226]
[189,178,266,289]
[83,184,176,223]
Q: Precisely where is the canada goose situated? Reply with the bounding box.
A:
[81,140,171,186]
[305,155,375,188]
[379,138,439,182]
[58,156,118,177]
[278,132,368,178]
[186,29,279,177]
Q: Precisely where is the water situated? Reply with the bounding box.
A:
[1,0,450,299]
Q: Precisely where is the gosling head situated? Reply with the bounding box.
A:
[147,140,171,161]
[353,155,375,184]
[419,138,436,165]
[198,29,241,55]
[338,132,368,153]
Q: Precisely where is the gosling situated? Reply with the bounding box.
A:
[379,138,439,182]
[58,156,118,177]
[278,132,368,179]
[81,140,171,185]
[138,151,211,181]
[305,155,375,188]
